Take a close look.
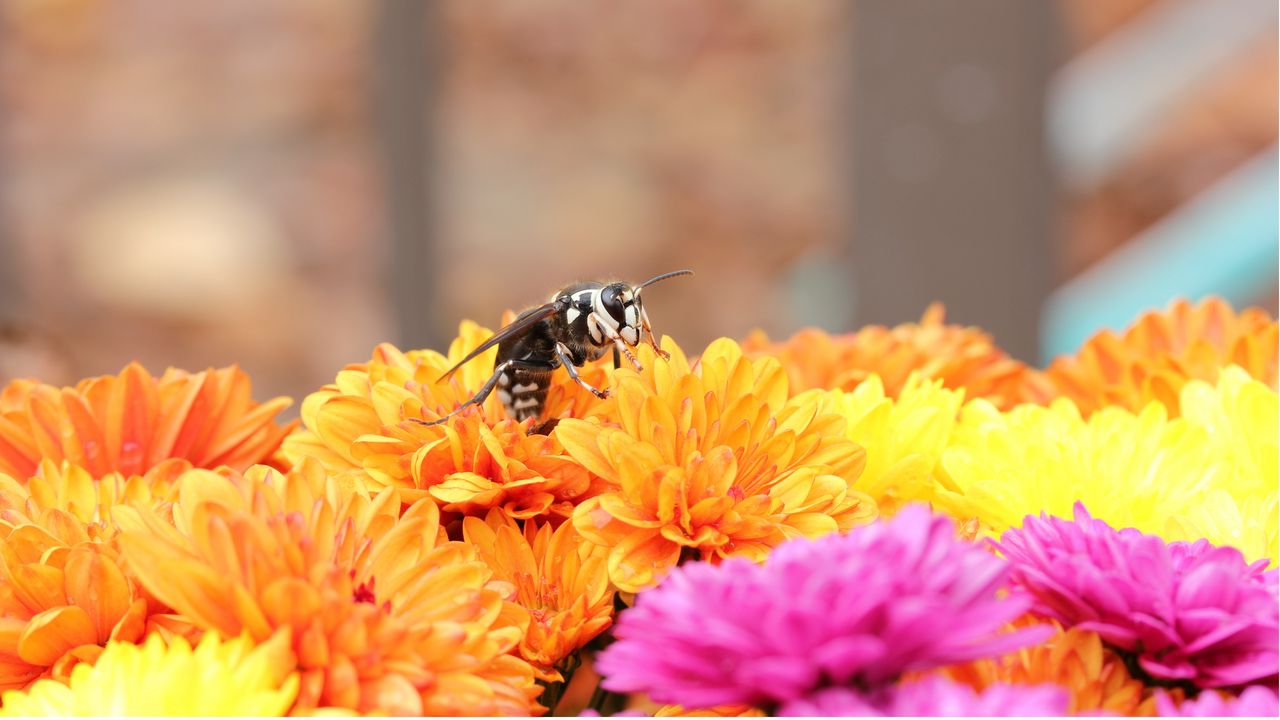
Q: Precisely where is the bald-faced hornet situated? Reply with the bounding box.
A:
[420,269,693,426]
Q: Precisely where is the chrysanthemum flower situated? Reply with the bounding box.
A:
[809,373,962,514]
[941,619,1157,715]
[0,630,298,716]
[1045,297,1278,418]
[930,368,1278,563]
[742,304,1053,410]
[0,363,293,480]
[0,459,187,690]
[281,322,602,519]
[558,338,875,592]
[113,460,542,715]
[0,539,146,692]
[777,676,1069,717]
[1155,686,1280,717]
[996,504,1278,689]
[596,506,1048,709]
[462,509,614,678]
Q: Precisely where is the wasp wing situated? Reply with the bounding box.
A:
[437,300,564,382]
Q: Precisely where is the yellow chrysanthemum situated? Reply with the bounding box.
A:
[0,363,294,480]
[0,631,299,716]
[929,367,1278,563]
[809,373,963,514]
[113,460,542,716]
[558,338,876,593]
[282,321,604,520]
[940,620,1157,716]
[462,510,614,678]
[1045,297,1278,417]
[0,459,187,690]
[742,304,1053,410]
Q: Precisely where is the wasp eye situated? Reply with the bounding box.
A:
[600,285,628,325]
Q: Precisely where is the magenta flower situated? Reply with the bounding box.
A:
[996,503,1278,689]
[596,505,1049,709]
[778,676,1069,717]
[1155,686,1280,717]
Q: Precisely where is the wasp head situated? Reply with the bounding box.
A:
[589,269,692,369]
[595,282,643,346]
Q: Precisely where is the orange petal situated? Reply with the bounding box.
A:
[598,493,664,529]
[63,546,132,643]
[261,576,322,629]
[553,420,618,483]
[361,672,425,716]
[572,497,634,548]
[108,598,148,643]
[17,605,97,666]
[48,643,102,684]
[116,532,240,635]
[8,563,67,613]
[607,530,679,594]
[104,362,158,476]
[0,416,39,479]
[314,397,383,466]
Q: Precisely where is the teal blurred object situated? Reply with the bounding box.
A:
[1041,146,1279,364]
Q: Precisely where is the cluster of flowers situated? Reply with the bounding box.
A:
[0,296,1274,716]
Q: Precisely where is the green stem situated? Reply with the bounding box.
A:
[538,653,583,714]
[586,681,629,716]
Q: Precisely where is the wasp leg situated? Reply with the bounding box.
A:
[612,345,621,370]
[554,342,610,399]
[639,308,671,361]
[413,359,542,426]
[589,312,643,371]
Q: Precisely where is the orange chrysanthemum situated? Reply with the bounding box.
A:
[939,620,1159,716]
[0,459,188,690]
[742,304,1053,410]
[462,510,614,679]
[1045,297,1278,417]
[113,459,542,716]
[0,363,294,481]
[281,322,607,520]
[558,338,876,593]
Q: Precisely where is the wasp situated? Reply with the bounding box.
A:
[420,269,693,426]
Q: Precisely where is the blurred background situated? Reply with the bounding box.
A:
[0,0,1276,404]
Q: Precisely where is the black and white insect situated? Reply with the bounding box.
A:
[420,269,693,426]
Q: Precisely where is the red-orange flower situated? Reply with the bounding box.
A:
[282,322,606,520]
[1044,297,1278,417]
[0,363,294,481]
[0,459,187,690]
[559,338,875,593]
[742,304,1053,410]
[114,459,543,715]
[939,620,1161,716]
[462,510,614,679]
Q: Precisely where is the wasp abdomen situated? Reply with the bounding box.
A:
[497,367,553,421]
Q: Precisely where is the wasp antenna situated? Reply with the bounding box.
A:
[635,269,694,297]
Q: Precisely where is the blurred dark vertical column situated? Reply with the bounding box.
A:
[850,0,1059,362]
[0,45,15,324]
[373,0,443,350]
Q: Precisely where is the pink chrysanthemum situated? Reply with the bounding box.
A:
[996,503,1279,689]
[597,505,1049,709]
[778,676,1069,717]
[1155,686,1280,717]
